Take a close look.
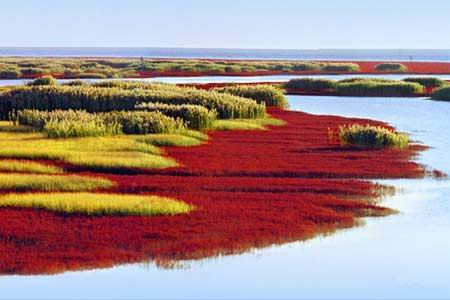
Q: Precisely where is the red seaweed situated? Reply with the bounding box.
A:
[0,109,425,275]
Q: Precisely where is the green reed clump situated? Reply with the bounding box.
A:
[212,85,288,109]
[430,86,450,101]
[0,84,264,120]
[15,109,185,136]
[285,78,338,91]
[375,63,407,72]
[338,124,409,149]
[136,103,217,130]
[63,79,86,86]
[44,118,120,138]
[403,77,447,87]
[101,111,185,134]
[339,77,396,83]
[336,80,423,97]
[321,63,360,72]
[291,62,321,71]
[27,75,58,86]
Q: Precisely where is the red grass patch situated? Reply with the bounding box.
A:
[0,109,425,275]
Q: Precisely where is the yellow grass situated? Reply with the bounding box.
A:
[0,122,177,171]
[0,193,193,216]
[0,159,63,174]
[212,117,285,131]
[0,173,114,192]
[138,134,204,147]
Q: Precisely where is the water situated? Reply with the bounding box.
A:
[1,95,450,299]
[1,48,450,62]
[1,73,450,87]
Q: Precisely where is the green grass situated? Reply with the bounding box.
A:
[0,121,177,171]
[0,173,114,192]
[0,160,63,174]
[212,117,285,131]
[0,193,193,216]
[338,124,409,149]
[212,85,289,109]
[375,63,407,72]
[138,134,205,147]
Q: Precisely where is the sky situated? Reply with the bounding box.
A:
[1,0,450,49]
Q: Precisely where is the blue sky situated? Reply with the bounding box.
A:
[2,0,450,49]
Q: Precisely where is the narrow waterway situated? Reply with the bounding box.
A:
[0,73,449,87]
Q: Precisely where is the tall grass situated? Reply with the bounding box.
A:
[336,81,423,97]
[0,84,264,120]
[16,109,185,136]
[285,78,338,91]
[0,193,193,216]
[212,85,289,109]
[136,103,217,130]
[338,124,409,149]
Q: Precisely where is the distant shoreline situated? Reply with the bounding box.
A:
[1,47,449,62]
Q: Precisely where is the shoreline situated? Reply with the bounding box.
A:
[0,108,427,275]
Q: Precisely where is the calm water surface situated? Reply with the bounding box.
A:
[0,73,449,87]
[1,95,450,299]
[1,48,449,62]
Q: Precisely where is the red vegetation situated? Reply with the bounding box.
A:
[0,109,426,275]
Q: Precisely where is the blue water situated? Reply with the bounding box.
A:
[1,47,450,62]
[1,73,450,87]
[1,93,450,299]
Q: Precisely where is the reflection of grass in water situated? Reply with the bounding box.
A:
[0,121,177,171]
[0,159,63,174]
[0,173,113,192]
[0,193,193,216]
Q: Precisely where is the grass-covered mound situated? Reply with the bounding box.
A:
[212,85,289,109]
[374,63,407,72]
[336,80,423,97]
[285,78,338,91]
[0,160,63,174]
[338,124,409,149]
[0,173,114,192]
[403,77,447,87]
[430,86,450,101]
[0,193,192,216]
